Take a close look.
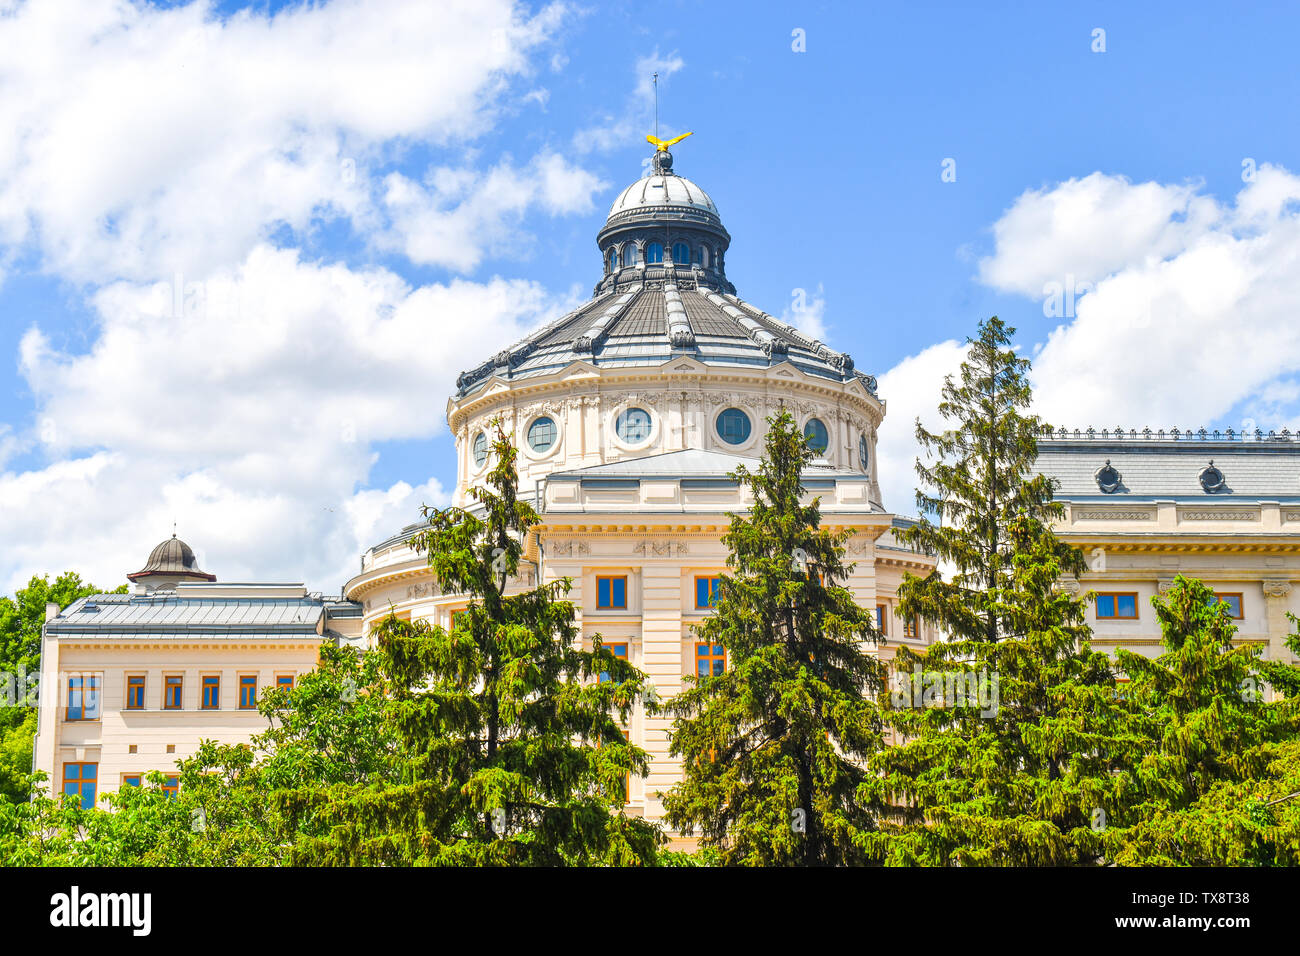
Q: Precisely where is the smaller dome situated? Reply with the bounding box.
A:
[606,171,719,226]
[127,534,216,582]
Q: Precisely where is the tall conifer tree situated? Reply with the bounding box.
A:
[285,422,661,865]
[663,409,884,866]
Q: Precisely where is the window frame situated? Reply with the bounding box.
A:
[596,575,628,610]
[803,418,829,454]
[598,642,629,685]
[62,762,97,810]
[125,674,146,711]
[65,674,101,721]
[527,416,558,452]
[200,674,221,710]
[715,407,752,446]
[238,674,258,710]
[875,603,888,636]
[276,674,295,692]
[902,615,920,641]
[1094,591,1140,620]
[646,241,664,264]
[694,575,723,610]
[1213,591,1245,620]
[695,642,726,677]
[163,674,184,710]
[121,774,142,789]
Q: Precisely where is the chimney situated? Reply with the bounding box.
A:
[45,602,61,623]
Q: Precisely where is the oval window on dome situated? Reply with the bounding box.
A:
[804,418,829,455]
[716,408,752,445]
[528,417,557,452]
[672,242,690,264]
[646,242,664,264]
[472,431,488,467]
[616,408,653,444]
[858,434,870,471]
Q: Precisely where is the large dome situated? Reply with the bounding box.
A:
[455,146,873,399]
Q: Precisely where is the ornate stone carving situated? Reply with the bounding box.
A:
[1263,580,1293,599]
[1077,510,1154,520]
[406,583,428,599]
[1180,511,1259,521]
[1094,459,1122,494]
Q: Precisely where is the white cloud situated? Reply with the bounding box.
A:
[874,339,967,517]
[979,164,1300,430]
[0,246,569,593]
[0,0,572,284]
[574,51,685,155]
[381,152,606,271]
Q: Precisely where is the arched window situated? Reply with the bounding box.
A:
[606,248,617,273]
[472,432,487,467]
[528,417,557,452]
[672,242,690,264]
[623,242,638,267]
[694,245,706,267]
[616,407,653,444]
[804,418,829,455]
[646,242,664,264]
[716,408,752,445]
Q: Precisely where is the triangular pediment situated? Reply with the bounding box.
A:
[660,356,708,374]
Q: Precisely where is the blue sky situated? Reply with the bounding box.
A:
[3,0,1299,593]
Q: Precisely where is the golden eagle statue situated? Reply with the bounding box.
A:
[646,132,693,152]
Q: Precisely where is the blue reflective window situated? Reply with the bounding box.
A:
[598,642,628,684]
[616,408,652,444]
[597,576,627,609]
[66,675,100,721]
[672,242,690,264]
[716,408,751,445]
[696,577,722,609]
[803,418,829,454]
[472,432,487,467]
[696,643,726,677]
[607,248,617,272]
[201,675,220,710]
[528,417,557,451]
[1096,593,1138,619]
[647,242,664,264]
[859,434,870,471]
[624,243,637,266]
[1215,593,1244,618]
[123,775,141,788]
[63,763,96,810]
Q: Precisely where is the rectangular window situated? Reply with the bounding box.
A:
[161,775,179,799]
[875,604,887,636]
[596,576,627,610]
[126,675,146,710]
[1095,592,1139,619]
[695,576,722,609]
[66,675,101,721]
[121,774,142,788]
[1213,592,1244,619]
[598,643,628,684]
[62,762,97,810]
[450,608,467,630]
[276,674,295,691]
[239,675,258,709]
[163,675,183,710]
[201,675,220,710]
[902,616,919,640]
[696,642,726,677]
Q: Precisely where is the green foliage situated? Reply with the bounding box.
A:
[1102,576,1300,865]
[281,420,662,865]
[663,408,885,866]
[863,317,1128,865]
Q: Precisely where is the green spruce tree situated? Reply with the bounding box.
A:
[863,317,1133,865]
[663,408,885,866]
[283,421,661,865]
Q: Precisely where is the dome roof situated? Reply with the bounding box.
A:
[606,172,719,226]
[127,534,216,582]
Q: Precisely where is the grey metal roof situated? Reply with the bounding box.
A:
[48,588,360,639]
[1034,432,1300,502]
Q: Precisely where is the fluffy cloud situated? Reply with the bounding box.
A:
[874,340,967,517]
[381,152,606,271]
[574,50,685,155]
[0,0,571,283]
[979,164,1300,430]
[1,245,570,593]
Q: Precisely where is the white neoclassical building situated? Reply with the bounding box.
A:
[342,143,938,824]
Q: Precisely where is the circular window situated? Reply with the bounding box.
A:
[472,432,487,467]
[717,408,752,445]
[616,407,653,444]
[528,417,557,452]
[804,418,829,455]
[858,434,870,471]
